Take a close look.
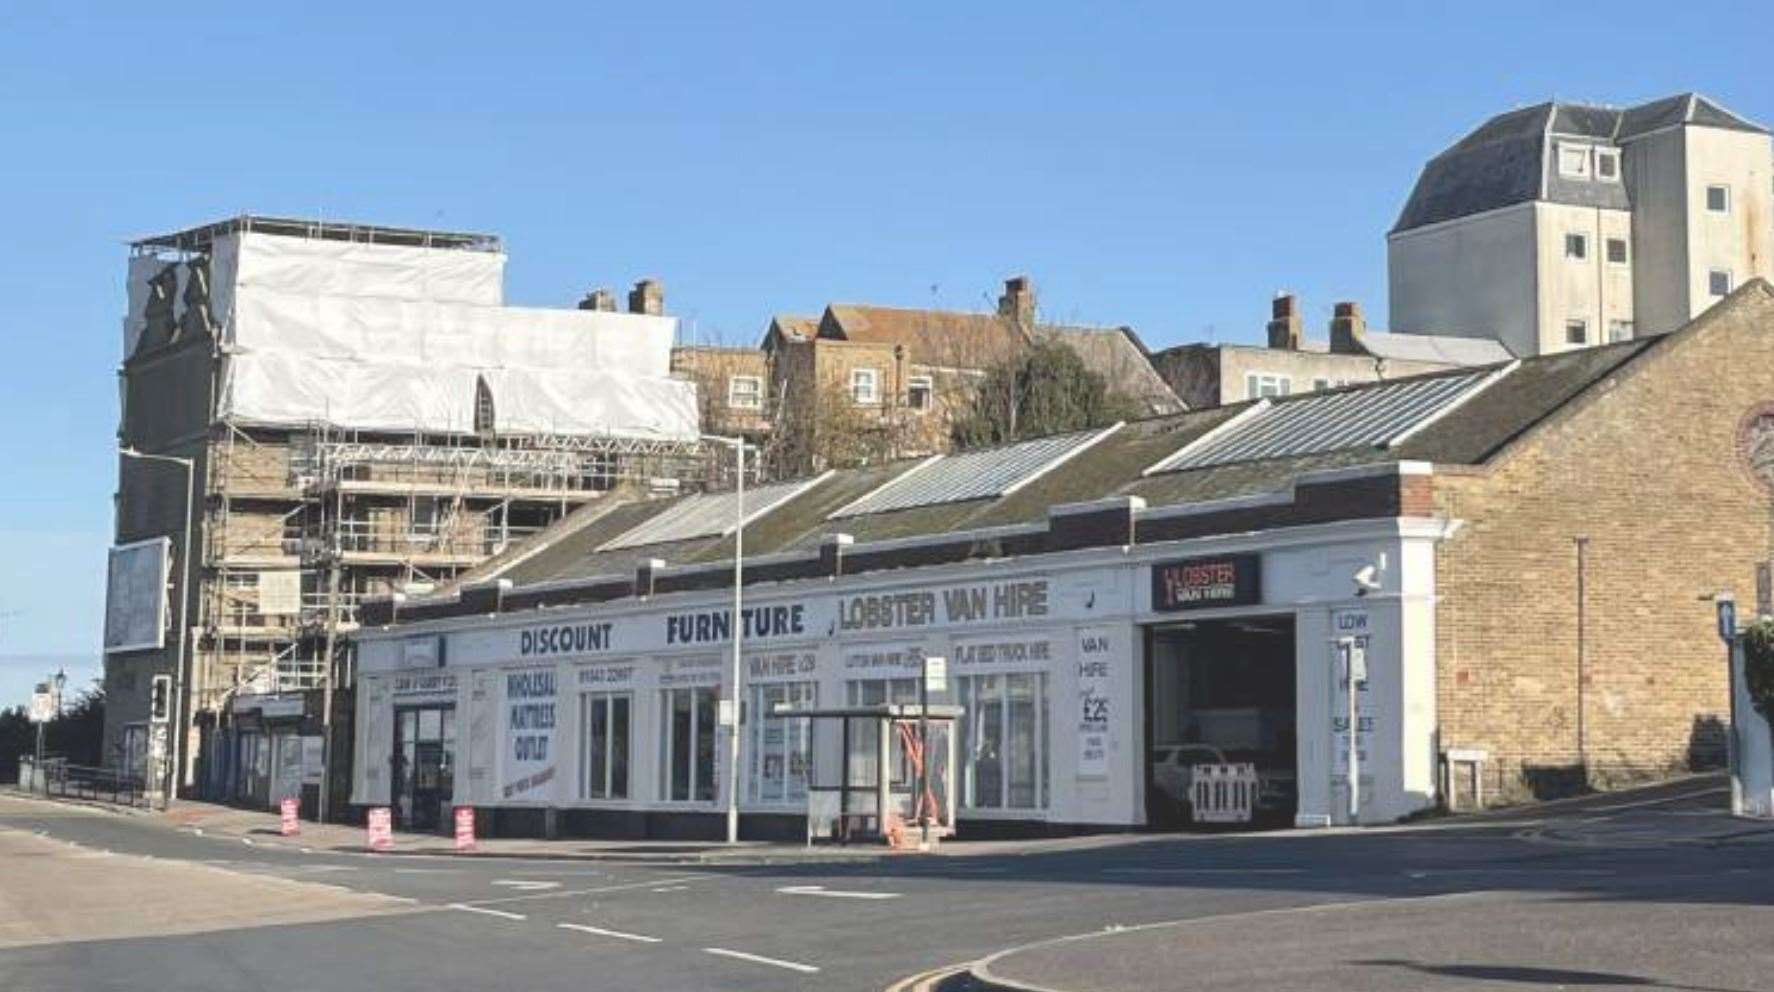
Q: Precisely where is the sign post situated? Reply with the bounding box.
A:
[454,806,477,853]
[279,797,300,837]
[918,655,946,851]
[366,807,394,852]
[1336,636,1366,823]
[30,683,53,794]
[1718,594,1740,803]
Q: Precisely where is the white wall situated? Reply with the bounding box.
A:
[1533,203,1635,352]
[1389,203,1539,357]
[1684,127,1774,317]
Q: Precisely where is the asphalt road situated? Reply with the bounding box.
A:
[1,783,1770,992]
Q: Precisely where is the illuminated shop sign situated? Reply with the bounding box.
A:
[1150,554,1261,612]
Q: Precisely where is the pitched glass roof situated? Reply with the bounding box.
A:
[601,475,827,551]
[829,425,1119,519]
[1147,369,1506,475]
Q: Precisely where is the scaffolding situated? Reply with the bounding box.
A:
[197,420,711,709]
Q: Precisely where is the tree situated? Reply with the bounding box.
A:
[1743,619,1774,719]
[0,681,105,783]
[950,336,1145,448]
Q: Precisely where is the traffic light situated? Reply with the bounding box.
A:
[149,674,171,724]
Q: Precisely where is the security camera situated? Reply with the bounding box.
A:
[1352,564,1381,597]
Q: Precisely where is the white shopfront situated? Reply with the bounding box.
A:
[352,515,1448,832]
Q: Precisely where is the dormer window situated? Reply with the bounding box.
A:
[1557,143,1591,179]
[1595,149,1620,181]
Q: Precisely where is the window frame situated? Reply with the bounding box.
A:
[1710,269,1734,297]
[1557,142,1591,179]
[1594,148,1620,181]
[1605,237,1629,265]
[955,672,1050,811]
[660,686,719,804]
[579,691,632,800]
[1564,233,1587,260]
[726,374,764,410]
[1607,319,1634,343]
[1706,184,1732,214]
[1564,319,1588,346]
[1244,372,1292,399]
[850,368,881,405]
[906,374,935,412]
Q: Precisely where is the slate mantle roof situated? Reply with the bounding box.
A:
[1393,92,1768,234]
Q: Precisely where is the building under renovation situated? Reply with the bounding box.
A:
[102,216,709,811]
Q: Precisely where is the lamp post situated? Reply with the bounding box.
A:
[702,434,748,844]
[121,446,196,807]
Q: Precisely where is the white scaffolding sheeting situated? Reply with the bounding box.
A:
[196,232,697,440]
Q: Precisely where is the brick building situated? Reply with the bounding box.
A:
[345,283,1774,836]
[1152,294,1512,408]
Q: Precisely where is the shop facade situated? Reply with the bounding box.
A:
[353,506,1445,836]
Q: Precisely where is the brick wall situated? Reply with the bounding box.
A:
[1433,288,1774,802]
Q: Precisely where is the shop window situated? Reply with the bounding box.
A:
[661,686,718,802]
[749,682,815,804]
[727,375,763,410]
[1245,372,1291,399]
[906,375,934,411]
[846,678,919,789]
[580,692,631,800]
[956,673,1049,810]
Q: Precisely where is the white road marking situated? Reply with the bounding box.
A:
[492,879,561,891]
[471,874,717,907]
[651,885,689,893]
[393,868,462,875]
[240,838,255,847]
[704,947,821,974]
[557,922,662,944]
[448,903,527,921]
[776,884,900,900]
[191,828,203,836]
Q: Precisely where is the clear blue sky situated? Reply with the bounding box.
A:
[2,2,1769,707]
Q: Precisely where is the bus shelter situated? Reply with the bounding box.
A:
[771,703,961,847]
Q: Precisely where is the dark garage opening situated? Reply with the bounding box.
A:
[1145,615,1297,829]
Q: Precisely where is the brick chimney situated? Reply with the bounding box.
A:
[1329,301,1368,355]
[578,288,618,312]
[997,275,1035,327]
[1266,293,1302,350]
[628,278,664,316]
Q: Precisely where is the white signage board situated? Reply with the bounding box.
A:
[498,667,559,802]
[924,656,948,695]
[29,691,55,724]
[103,537,171,653]
[1075,627,1116,779]
[1331,610,1374,788]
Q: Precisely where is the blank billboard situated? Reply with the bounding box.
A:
[103,537,170,653]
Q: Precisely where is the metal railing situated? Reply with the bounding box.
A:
[19,757,151,808]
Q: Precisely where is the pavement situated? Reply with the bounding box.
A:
[0,776,1769,992]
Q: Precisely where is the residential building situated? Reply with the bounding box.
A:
[104,216,708,811]
[669,345,772,448]
[1391,92,1773,356]
[758,276,1183,474]
[1151,295,1511,408]
[350,281,1774,836]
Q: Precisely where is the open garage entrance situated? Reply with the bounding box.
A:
[1145,616,1297,829]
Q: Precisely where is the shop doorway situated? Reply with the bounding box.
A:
[392,705,455,832]
[1145,616,1297,829]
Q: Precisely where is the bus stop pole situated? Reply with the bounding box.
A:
[919,656,929,849]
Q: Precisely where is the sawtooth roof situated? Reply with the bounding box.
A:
[460,320,1689,592]
[1393,92,1767,233]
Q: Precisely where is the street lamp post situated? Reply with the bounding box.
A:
[121,447,196,808]
[702,435,748,845]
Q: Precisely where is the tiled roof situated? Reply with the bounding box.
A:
[821,304,1027,367]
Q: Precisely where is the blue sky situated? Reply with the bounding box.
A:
[1,2,1769,707]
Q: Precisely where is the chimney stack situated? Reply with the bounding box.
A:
[997,275,1035,327]
[1329,301,1368,355]
[1266,293,1302,350]
[628,278,664,316]
[579,288,618,312]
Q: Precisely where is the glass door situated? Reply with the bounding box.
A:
[393,705,455,832]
